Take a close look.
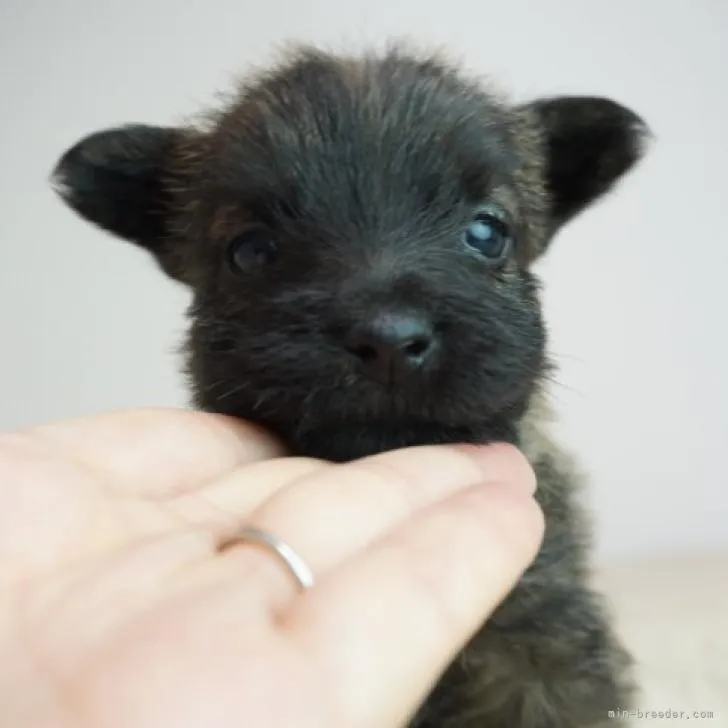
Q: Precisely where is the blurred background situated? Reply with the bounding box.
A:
[1,0,726,568]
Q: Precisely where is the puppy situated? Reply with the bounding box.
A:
[51,43,650,727]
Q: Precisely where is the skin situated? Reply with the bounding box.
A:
[0,407,543,728]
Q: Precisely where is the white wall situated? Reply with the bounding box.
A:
[1,0,726,565]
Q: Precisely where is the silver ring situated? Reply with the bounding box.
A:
[219,525,315,590]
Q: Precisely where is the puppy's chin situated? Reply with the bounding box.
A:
[288,417,520,463]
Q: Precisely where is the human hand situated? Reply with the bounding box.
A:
[0,408,543,728]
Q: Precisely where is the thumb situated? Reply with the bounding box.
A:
[285,447,544,728]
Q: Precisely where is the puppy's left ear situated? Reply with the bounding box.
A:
[522,95,651,236]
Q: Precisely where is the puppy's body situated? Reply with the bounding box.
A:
[409,395,635,727]
[51,44,648,727]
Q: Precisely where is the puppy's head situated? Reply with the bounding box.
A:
[51,45,649,459]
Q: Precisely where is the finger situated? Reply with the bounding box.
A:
[169,456,329,529]
[285,480,544,728]
[215,443,536,611]
[20,407,286,498]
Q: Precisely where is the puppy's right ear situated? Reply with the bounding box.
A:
[51,124,190,283]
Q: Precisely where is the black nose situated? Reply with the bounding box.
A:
[344,312,437,384]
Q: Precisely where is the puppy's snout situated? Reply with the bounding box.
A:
[343,311,437,384]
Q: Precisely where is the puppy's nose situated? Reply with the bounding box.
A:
[344,312,437,384]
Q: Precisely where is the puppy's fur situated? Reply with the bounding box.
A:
[51,44,649,727]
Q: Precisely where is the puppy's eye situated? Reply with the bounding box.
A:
[462,207,512,263]
[228,229,277,270]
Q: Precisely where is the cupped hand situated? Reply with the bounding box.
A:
[0,408,543,728]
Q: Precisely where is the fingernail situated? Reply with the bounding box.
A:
[454,443,537,496]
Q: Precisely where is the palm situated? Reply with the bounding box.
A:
[0,409,326,728]
[0,408,541,728]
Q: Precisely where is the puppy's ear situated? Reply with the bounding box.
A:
[523,96,650,234]
[51,124,191,283]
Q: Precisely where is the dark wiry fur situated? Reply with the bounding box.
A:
[51,43,650,727]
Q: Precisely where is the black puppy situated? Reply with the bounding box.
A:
[51,43,649,727]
